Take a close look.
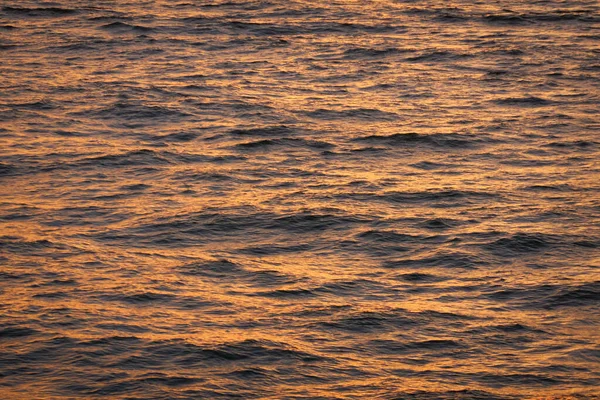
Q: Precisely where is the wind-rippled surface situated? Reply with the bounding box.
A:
[1,1,600,398]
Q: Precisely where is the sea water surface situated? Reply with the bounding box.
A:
[1,1,599,399]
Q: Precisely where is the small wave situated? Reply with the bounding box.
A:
[544,140,597,149]
[434,12,469,23]
[271,212,367,232]
[153,132,198,142]
[486,281,600,310]
[177,259,245,277]
[0,236,66,254]
[10,100,57,110]
[521,184,573,192]
[0,326,38,339]
[229,125,295,137]
[245,270,299,287]
[74,101,191,123]
[343,47,407,59]
[409,161,456,170]
[72,149,219,169]
[397,273,447,283]
[383,189,497,204]
[469,323,547,335]
[405,50,470,62]
[353,132,484,148]
[110,292,176,305]
[239,243,312,255]
[483,14,531,25]
[234,138,334,151]
[141,338,322,365]
[370,338,466,354]
[2,6,77,17]
[0,44,18,51]
[255,287,317,298]
[483,233,556,255]
[321,311,413,333]
[136,374,203,388]
[99,21,153,33]
[95,323,150,334]
[545,282,600,309]
[356,230,425,243]
[0,162,16,176]
[77,149,171,167]
[418,218,461,230]
[302,108,397,121]
[390,389,513,400]
[384,251,485,269]
[483,11,599,25]
[227,20,300,36]
[494,96,553,107]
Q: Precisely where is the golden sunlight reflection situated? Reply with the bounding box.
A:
[0,0,599,399]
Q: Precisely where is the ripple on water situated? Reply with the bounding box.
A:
[1,0,599,398]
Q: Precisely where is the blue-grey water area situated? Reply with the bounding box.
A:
[1,1,599,399]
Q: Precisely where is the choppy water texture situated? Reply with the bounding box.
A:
[1,0,600,399]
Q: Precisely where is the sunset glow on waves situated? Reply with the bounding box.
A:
[1,1,599,399]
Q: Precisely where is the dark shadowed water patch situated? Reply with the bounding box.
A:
[335,190,497,209]
[483,233,558,256]
[154,132,199,142]
[544,140,598,150]
[101,292,177,305]
[482,11,599,25]
[391,389,516,400]
[254,287,318,298]
[356,230,426,243]
[418,218,463,230]
[485,281,600,310]
[302,108,398,121]
[95,323,151,334]
[177,259,244,277]
[521,184,574,192]
[544,282,600,309]
[369,338,467,354]
[139,338,324,366]
[269,212,368,233]
[397,272,448,283]
[0,162,17,176]
[0,236,70,254]
[384,251,486,269]
[314,279,388,297]
[382,190,497,205]
[99,22,153,33]
[136,374,204,387]
[0,326,38,339]
[115,210,367,245]
[319,311,416,333]
[71,149,217,169]
[494,96,553,107]
[72,102,191,124]
[342,47,409,59]
[75,150,172,168]
[234,138,334,151]
[2,6,77,17]
[353,132,486,149]
[228,125,296,137]
[238,243,313,255]
[482,14,531,25]
[473,323,547,334]
[405,50,470,62]
[409,161,457,170]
